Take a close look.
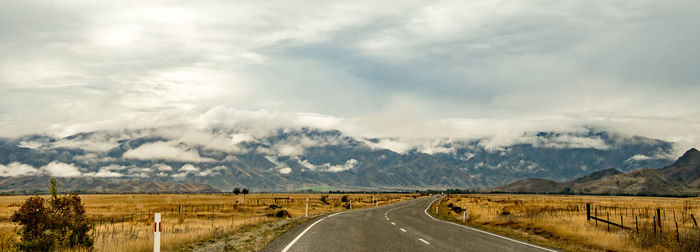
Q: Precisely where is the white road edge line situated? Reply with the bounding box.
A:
[281,211,345,252]
[400,228,407,232]
[418,238,430,245]
[424,198,558,252]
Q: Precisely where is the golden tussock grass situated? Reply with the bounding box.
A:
[435,194,700,252]
[0,193,416,251]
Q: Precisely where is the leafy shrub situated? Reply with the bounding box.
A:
[341,195,348,202]
[320,195,329,205]
[275,210,290,218]
[451,206,463,214]
[268,204,282,210]
[233,187,241,195]
[11,179,93,251]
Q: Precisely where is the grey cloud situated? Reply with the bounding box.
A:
[0,0,698,150]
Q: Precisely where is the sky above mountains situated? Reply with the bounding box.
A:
[1,0,699,151]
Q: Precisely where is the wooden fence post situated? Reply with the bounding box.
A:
[621,215,623,231]
[658,208,663,234]
[586,204,590,220]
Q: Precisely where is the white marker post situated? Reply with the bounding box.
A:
[463,209,466,222]
[305,198,309,218]
[435,205,438,214]
[154,213,161,252]
[349,200,352,210]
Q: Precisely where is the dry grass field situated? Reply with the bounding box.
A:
[434,194,700,252]
[0,193,416,251]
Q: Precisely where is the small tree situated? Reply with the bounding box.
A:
[233,187,241,195]
[241,188,249,195]
[11,178,93,251]
[341,195,348,202]
[320,195,329,204]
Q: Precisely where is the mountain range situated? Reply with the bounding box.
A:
[0,127,679,192]
[490,148,700,195]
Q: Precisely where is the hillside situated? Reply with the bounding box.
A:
[491,148,699,195]
[0,176,220,194]
[657,148,700,187]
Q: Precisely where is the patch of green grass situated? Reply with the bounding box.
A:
[295,185,339,192]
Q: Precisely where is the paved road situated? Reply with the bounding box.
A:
[263,197,557,252]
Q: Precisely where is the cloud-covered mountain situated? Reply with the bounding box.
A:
[0,127,676,192]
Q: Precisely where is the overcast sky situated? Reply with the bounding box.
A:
[1,0,699,149]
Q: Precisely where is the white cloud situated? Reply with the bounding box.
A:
[17,141,43,149]
[297,158,359,173]
[0,162,41,177]
[41,161,82,177]
[73,153,117,164]
[51,139,119,152]
[326,159,358,172]
[179,164,199,173]
[517,134,610,150]
[153,163,173,172]
[123,141,215,162]
[84,166,124,177]
[364,138,413,154]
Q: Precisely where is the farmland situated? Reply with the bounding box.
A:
[434,194,700,251]
[0,193,417,251]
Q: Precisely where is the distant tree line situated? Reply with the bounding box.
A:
[232,187,249,195]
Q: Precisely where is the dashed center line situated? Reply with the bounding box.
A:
[418,238,430,245]
[391,222,396,225]
[400,228,407,232]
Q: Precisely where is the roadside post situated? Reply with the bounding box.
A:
[463,209,466,222]
[154,213,161,252]
[305,198,309,218]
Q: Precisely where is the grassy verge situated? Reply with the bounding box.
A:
[186,216,309,251]
[429,197,596,252]
[430,194,700,252]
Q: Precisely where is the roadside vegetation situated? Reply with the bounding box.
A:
[433,194,700,252]
[0,192,415,251]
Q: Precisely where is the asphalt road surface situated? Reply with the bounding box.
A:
[263,197,557,252]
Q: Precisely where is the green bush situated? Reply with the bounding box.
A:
[11,179,93,251]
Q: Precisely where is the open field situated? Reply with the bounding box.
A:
[434,194,700,252]
[0,193,417,251]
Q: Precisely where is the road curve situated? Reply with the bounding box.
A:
[263,197,557,252]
